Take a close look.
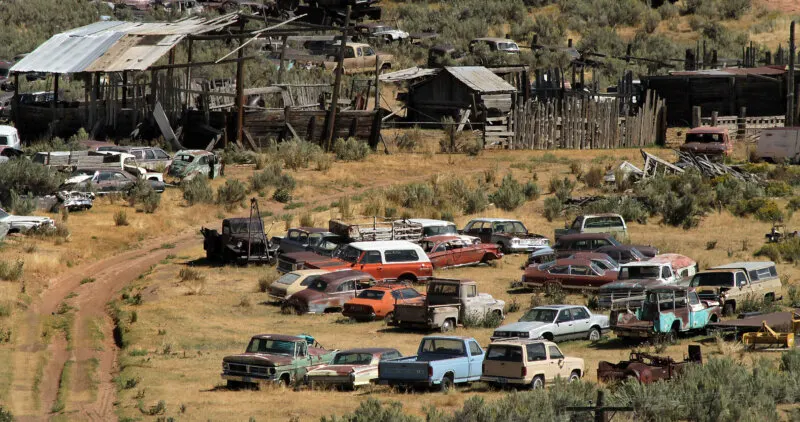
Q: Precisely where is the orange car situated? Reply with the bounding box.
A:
[342,284,425,322]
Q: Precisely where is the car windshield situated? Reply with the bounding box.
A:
[690,272,734,287]
[630,248,646,259]
[423,224,458,236]
[486,345,523,362]
[0,208,8,219]
[519,308,557,323]
[356,289,385,300]
[333,245,361,263]
[593,258,618,270]
[590,263,605,275]
[175,154,194,163]
[227,220,263,234]
[333,352,374,365]
[420,338,465,355]
[619,266,660,280]
[420,240,436,253]
[307,279,329,291]
[686,132,723,144]
[246,338,296,355]
[498,42,518,50]
[370,26,387,33]
[275,273,301,285]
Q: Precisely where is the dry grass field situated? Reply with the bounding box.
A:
[2,139,799,421]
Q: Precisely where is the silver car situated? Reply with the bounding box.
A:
[0,207,55,234]
[491,305,609,342]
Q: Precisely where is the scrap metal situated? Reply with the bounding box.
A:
[639,149,762,183]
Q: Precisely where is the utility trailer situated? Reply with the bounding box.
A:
[328,218,423,242]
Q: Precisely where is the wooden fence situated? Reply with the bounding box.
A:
[511,91,665,150]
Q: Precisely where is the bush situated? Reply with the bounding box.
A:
[8,190,35,215]
[0,260,23,281]
[542,197,563,222]
[523,181,540,200]
[643,9,660,33]
[216,180,248,210]
[179,268,203,282]
[719,0,751,19]
[583,166,604,189]
[333,137,370,161]
[584,196,648,224]
[549,177,575,202]
[658,1,679,19]
[787,197,800,212]
[314,153,333,172]
[464,190,489,214]
[277,139,322,170]
[489,174,526,211]
[766,181,793,198]
[0,159,63,205]
[754,200,784,223]
[126,180,159,213]
[113,211,129,227]
[637,170,712,229]
[786,285,800,308]
[272,187,292,203]
[755,237,800,263]
[181,176,214,205]
[250,162,283,193]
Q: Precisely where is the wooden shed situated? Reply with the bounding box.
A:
[642,66,790,126]
[407,66,517,123]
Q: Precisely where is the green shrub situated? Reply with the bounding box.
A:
[542,197,563,222]
[0,260,23,281]
[786,285,800,308]
[788,197,800,212]
[464,190,489,214]
[658,1,679,19]
[549,177,575,202]
[272,187,292,204]
[314,153,333,172]
[181,177,214,205]
[0,405,12,422]
[523,181,540,200]
[583,166,604,189]
[220,147,257,165]
[8,190,35,215]
[584,196,648,224]
[333,137,370,161]
[755,237,800,263]
[277,139,322,170]
[250,162,283,193]
[489,174,526,211]
[754,200,784,223]
[637,170,712,229]
[113,211,129,227]
[0,159,63,205]
[766,181,793,198]
[126,180,159,213]
[718,0,751,19]
[216,180,248,210]
[643,9,660,33]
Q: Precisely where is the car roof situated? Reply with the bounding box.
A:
[711,261,775,271]
[406,218,455,226]
[578,213,623,219]
[348,240,424,251]
[472,37,516,43]
[687,126,727,135]
[570,252,613,260]
[251,334,304,341]
[337,347,399,354]
[364,284,410,291]
[175,149,212,156]
[289,227,328,233]
[319,270,373,283]
[0,125,18,136]
[489,339,555,346]
[468,218,521,223]
[559,233,615,241]
[421,335,472,341]
[551,258,595,267]
[622,254,695,268]
[288,269,329,276]
[532,304,579,309]
[422,235,462,242]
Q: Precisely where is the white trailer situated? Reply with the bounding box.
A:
[757,128,800,163]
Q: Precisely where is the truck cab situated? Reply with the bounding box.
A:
[390,278,505,332]
[324,43,392,74]
[679,126,732,158]
[689,261,780,315]
[377,336,484,391]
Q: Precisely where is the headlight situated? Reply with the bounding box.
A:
[519,332,529,338]
[269,368,276,375]
[511,239,520,244]
[223,362,229,370]
[349,372,356,382]
[237,241,243,248]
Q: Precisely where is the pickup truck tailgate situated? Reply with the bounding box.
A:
[393,304,427,323]
[379,359,429,382]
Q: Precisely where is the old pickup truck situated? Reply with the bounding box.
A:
[597,254,698,309]
[389,278,505,332]
[611,286,721,343]
[690,261,781,316]
[679,126,733,158]
[221,334,336,388]
[323,43,393,74]
[201,216,278,265]
[554,214,628,242]
[377,336,485,392]
[462,218,550,254]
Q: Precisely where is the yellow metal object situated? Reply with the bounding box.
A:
[742,319,796,349]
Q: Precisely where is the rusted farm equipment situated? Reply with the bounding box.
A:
[742,313,800,350]
[597,345,702,384]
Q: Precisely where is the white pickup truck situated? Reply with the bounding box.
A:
[598,254,697,309]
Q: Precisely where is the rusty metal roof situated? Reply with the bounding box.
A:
[668,65,786,77]
[444,66,516,93]
[11,15,239,74]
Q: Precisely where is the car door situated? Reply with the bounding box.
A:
[427,241,453,269]
[333,280,356,307]
[554,308,575,340]
[547,345,570,380]
[567,265,595,289]
[736,271,754,297]
[478,222,492,244]
[570,307,591,338]
[687,291,706,329]
[358,250,384,280]
[467,340,484,380]
[461,284,484,319]
[459,240,485,264]
[362,46,377,71]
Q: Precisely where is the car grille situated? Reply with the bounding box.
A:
[698,292,718,301]
[277,259,296,273]
[494,331,528,338]
[344,304,372,314]
[226,364,270,376]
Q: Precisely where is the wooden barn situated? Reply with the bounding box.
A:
[642,66,791,126]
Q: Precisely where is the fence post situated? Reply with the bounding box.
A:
[738,106,747,142]
[711,111,718,126]
[691,106,702,128]
[595,391,607,422]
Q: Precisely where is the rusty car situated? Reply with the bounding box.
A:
[679,126,733,158]
[342,284,424,321]
[593,245,649,264]
[554,233,657,259]
[304,348,402,390]
[521,258,619,291]
[611,286,721,343]
[554,213,628,242]
[221,334,336,388]
[267,269,329,302]
[166,149,221,181]
[690,261,781,316]
[462,218,550,253]
[599,254,698,309]
[598,345,702,384]
[201,214,278,265]
[282,270,376,314]
[420,235,503,269]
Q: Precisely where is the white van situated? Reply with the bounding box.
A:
[0,125,20,150]
[757,128,800,163]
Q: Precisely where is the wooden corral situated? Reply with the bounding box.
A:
[243,108,379,147]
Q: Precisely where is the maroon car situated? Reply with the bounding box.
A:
[305,348,402,389]
[282,270,375,314]
[522,258,619,291]
[553,233,657,260]
[420,235,503,269]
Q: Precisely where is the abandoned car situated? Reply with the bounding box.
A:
[554,213,628,242]
[481,339,584,389]
[492,305,609,342]
[679,126,733,158]
[598,345,702,384]
[462,218,550,253]
[282,270,376,314]
[0,207,55,234]
[166,149,221,180]
[566,252,620,272]
[521,258,619,291]
[342,284,424,321]
[304,348,402,390]
[690,261,781,316]
[420,235,503,269]
[61,168,166,195]
[267,269,329,302]
[554,233,657,259]
[201,217,278,265]
[221,334,336,388]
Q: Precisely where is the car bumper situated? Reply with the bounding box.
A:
[480,375,527,385]
[221,374,275,385]
[612,327,653,338]
[507,244,549,253]
[377,379,433,388]
[342,310,376,321]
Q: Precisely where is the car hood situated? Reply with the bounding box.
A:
[223,353,293,367]
[0,214,54,225]
[496,321,551,333]
[64,175,93,185]
[167,160,191,176]
[307,364,373,376]
[282,251,335,264]
[600,278,665,290]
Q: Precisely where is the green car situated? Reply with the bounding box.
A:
[167,149,221,181]
[222,334,336,388]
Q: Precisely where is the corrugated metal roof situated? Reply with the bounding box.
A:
[11,15,238,74]
[444,66,516,93]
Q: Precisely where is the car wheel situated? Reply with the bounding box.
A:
[568,371,580,382]
[664,328,678,345]
[723,303,734,316]
[588,327,601,342]
[440,318,454,333]
[496,242,507,254]
[383,312,394,323]
[531,375,544,390]
[439,375,454,392]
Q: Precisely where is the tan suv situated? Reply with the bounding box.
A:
[480,339,584,389]
[690,261,782,316]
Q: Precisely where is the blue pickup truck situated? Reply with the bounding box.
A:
[377,336,484,392]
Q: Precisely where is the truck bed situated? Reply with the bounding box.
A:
[378,354,463,382]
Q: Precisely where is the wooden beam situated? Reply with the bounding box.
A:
[236,20,246,147]
[325,6,351,151]
[148,55,254,71]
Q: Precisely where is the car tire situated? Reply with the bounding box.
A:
[664,328,678,345]
[723,303,734,316]
[383,312,394,323]
[439,374,454,392]
[588,327,601,342]
[568,371,580,382]
[440,318,455,333]
[531,375,544,390]
[496,242,507,254]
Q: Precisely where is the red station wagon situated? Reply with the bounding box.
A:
[420,235,503,269]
